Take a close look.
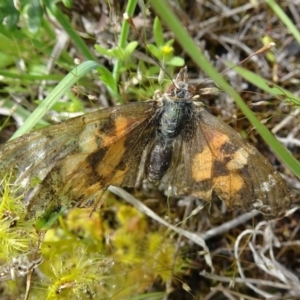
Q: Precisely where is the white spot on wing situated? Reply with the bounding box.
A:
[260,174,276,192]
[226,148,249,170]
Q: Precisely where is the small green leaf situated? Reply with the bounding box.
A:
[165,39,174,47]
[97,65,119,100]
[146,44,161,59]
[62,0,73,8]
[166,56,185,66]
[124,41,138,57]
[44,0,58,13]
[35,206,67,230]
[27,0,43,33]
[0,0,19,28]
[95,45,125,60]
[94,44,111,56]
[153,17,164,47]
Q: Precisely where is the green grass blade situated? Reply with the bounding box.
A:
[232,65,300,106]
[48,5,96,61]
[112,0,138,88]
[11,60,101,139]
[266,0,300,45]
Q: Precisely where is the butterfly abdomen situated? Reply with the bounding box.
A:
[147,99,194,183]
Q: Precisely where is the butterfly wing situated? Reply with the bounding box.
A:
[0,102,158,219]
[166,105,290,215]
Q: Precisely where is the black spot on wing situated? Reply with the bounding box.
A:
[97,118,117,136]
[87,148,107,167]
[220,141,237,154]
[212,160,229,177]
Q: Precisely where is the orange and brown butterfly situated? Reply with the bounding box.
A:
[0,67,290,220]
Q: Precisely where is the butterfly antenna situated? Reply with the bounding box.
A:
[123,13,175,85]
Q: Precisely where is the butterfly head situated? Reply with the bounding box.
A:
[164,66,197,100]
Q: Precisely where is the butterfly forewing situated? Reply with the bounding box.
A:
[0,102,158,218]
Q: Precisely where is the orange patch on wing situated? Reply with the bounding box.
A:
[210,132,230,150]
[191,127,246,205]
[213,173,244,202]
[99,116,132,145]
[192,147,213,182]
[191,131,230,182]
[204,130,230,159]
[79,116,136,152]
[95,134,128,179]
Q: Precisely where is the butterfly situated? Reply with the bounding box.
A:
[0,67,290,220]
